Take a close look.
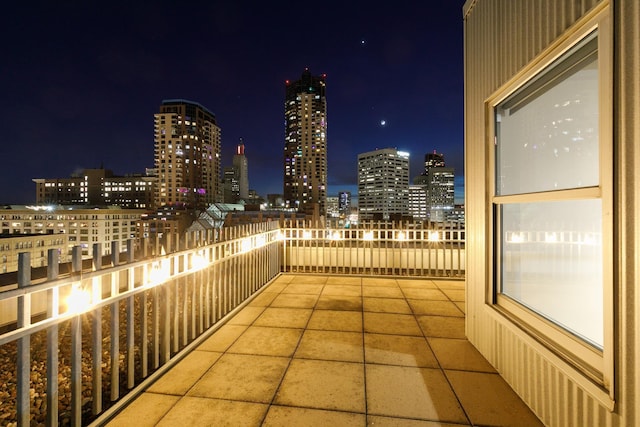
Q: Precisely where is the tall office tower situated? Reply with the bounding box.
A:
[408,184,428,221]
[357,148,410,221]
[338,191,351,217]
[222,166,240,203]
[154,99,221,209]
[233,138,249,200]
[283,69,328,216]
[428,167,455,222]
[423,150,445,175]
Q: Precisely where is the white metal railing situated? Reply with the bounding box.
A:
[0,221,280,426]
[281,220,465,277]
[0,219,465,426]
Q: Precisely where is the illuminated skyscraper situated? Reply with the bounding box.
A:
[233,138,249,200]
[357,148,410,220]
[283,69,328,216]
[154,99,221,209]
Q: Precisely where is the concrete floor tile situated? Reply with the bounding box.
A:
[291,275,328,284]
[363,286,404,298]
[401,288,449,300]
[407,300,464,317]
[327,276,362,286]
[226,306,265,325]
[106,392,179,427]
[188,353,289,403]
[156,396,268,427]
[322,284,362,296]
[307,309,363,332]
[442,289,465,302]
[417,316,466,339]
[271,292,318,308]
[362,277,399,287]
[253,307,312,328]
[197,324,248,352]
[147,350,222,395]
[367,415,469,426]
[249,291,279,307]
[316,295,363,311]
[397,279,438,289]
[295,330,364,362]
[432,280,465,290]
[428,338,496,373]
[275,359,365,413]
[366,365,468,424]
[228,326,303,357]
[281,283,324,295]
[364,312,423,336]
[264,405,365,426]
[363,297,412,314]
[445,370,544,427]
[364,334,438,368]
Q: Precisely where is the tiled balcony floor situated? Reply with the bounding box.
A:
[106,274,544,427]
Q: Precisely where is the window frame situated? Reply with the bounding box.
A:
[485,4,614,407]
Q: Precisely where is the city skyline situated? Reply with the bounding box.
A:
[0,2,465,205]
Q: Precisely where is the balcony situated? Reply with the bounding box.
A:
[105,273,542,427]
[0,221,542,426]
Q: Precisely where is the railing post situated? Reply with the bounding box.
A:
[91,243,103,416]
[110,241,119,402]
[70,246,82,426]
[126,239,135,389]
[46,249,59,427]
[17,252,31,427]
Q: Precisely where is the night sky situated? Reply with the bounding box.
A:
[0,1,465,206]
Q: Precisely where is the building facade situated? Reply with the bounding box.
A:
[154,99,221,209]
[427,166,455,222]
[338,191,351,217]
[0,206,144,264]
[408,184,428,221]
[33,168,156,209]
[283,69,328,216]
[464,1,639,425]
[357,148,410,221]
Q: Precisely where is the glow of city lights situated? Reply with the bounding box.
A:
[65,284,92,314]
[508,233,525,243]
[191,252,208,271]
[241,238,252,253]
[428,231,440,242]
[363,231,374,241]
[147,260,170,287]
[581,234,596,245]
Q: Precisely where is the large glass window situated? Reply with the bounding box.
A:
[493,26,609,355]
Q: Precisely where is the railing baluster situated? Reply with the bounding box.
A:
[46,249,60,427]
[17,253,31,427]
[91,244,102,415]
[70,246,82,427]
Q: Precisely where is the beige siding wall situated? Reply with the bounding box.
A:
[464,0,638,425]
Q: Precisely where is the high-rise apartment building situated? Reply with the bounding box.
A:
[283,69,327,216]
[357,148,410,220]
[154,99,221,209]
